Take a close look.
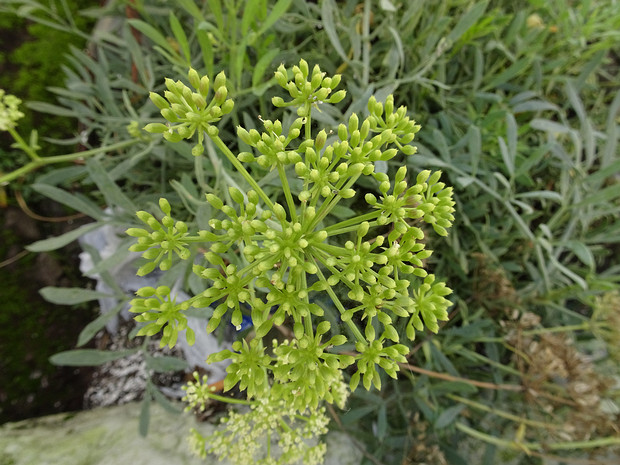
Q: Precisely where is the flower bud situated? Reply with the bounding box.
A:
[340,188,356,198]
[315,129,327,150]
[220,99,234,115]
[428,170,442,185]
[143,123,168,134]
[188,68,201,89]
[272,96,285,107]
[191,92,207,109]
[311,69,323,89]
[272,202,287,221]
[198,75,210,96]
[163,130,183,143]
[149,92,169,110]
[329,74,341,89]
[328,89,346,103]
[229,186,244,204]
[416,170,431,185]
[385,94,394,116]
[275,68,288,88]
[206,193,223,209]
[192,144,204,156]
[214,86,227,104]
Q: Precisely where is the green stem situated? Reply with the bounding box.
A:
[313,169,365,231]
[304,104,312,140]
[312,258,365,343]
[207,391,252,406]
[447,394,563,430]
[277,163,298,222]
[456,422,620,452]
[324,214,381,236]
[8,127,40,161]
[460,348,521,377]
[475,322,591,343]
[0,138,140,185]
[210,134,275,210]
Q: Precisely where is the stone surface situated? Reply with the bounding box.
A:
[0,402,362,465]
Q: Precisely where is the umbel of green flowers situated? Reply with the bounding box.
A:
[127,59,455,465]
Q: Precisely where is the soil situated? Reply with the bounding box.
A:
[0,202,97,424]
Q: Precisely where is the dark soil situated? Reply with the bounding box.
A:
[0,203,97,424]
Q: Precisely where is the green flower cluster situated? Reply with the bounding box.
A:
[0,89,24,131]
[144,68,234,156]
[129,285,195,348]
[184,371,336,465]
[129,59,455,464]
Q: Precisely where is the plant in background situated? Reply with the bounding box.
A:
[127,59,455,464]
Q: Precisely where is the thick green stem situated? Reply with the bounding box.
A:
[0,138,141,185]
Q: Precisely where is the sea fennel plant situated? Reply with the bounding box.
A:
[127,59,455,464]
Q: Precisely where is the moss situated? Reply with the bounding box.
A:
[0,213,96,424]
[0,1,97,154]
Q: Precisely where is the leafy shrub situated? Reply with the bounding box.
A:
[1,0,619,464]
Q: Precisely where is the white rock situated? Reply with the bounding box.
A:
[0,402,362,465]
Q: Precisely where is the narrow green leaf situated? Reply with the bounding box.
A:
[169,12,191,64]
[40,286,113,305]
[376,404,388,440]
[603,91,620,167]
[145,354,189,373]
[498,137,514,178]
[197,29,214,77]
[207,0,224,31]
[86,159,136,212]
[435,404,466,429]
[241,0,260,36]
[506,113,517,167]
[467,125,481,174]
[320,0,349,63]
[50,349,137,366]
[26,101,75,117]
[32,183,104,220]
[123,25,150,88]
[549,256,587,290]
[573,184,620,208]
[341,405,376,424]
[256,0,293,37]
[562,240,595,269]
[77,306,123,347]
[139,394,150,437]
[447,1,488,43]
[150,383,184,414]
[429,341,460,377]
[514,190,563,203]
[26,222,101,252]
[34,166,86,186]
[177,0,205,21]
[252,48,280,92]
[576,49,606,91]
[512,99,558,113]
[484,57,530,90]
[127,19,176,56]
[530,118,571,135]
